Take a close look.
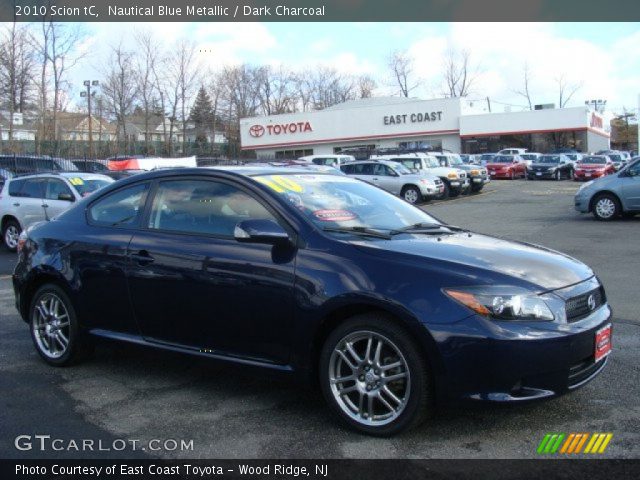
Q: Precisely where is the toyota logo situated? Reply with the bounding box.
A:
[587,294,596,311]
[249,125,265,138]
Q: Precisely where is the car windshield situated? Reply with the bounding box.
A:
[580,157,606,164]
[312,158,337,166]
[538,155,561,164]
[480,154,495,160]
[253,173,438,232]
[448,156,463,166]
[68,177,113,197]
[608,154,622,161]
[492,156,514,163]
[521,154,538,160]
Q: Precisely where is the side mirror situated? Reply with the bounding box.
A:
[58,192,75,202]
[234,219,290,246]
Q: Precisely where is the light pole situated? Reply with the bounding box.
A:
[81,80,99,158]
[585,99,607,114]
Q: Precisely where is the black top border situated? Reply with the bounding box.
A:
[2,0,640,22]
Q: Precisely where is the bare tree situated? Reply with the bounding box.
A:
[356,74,377,99]
[442,48,477,98]
[134,30,159,154]
[387,50,418,98]
[41,21,85,142]
[101,44,138,143]
[556,74,582,108]
[514,62,534,110]
[255,65,297,115]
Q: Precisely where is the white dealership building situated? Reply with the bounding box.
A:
[240,97,610,158]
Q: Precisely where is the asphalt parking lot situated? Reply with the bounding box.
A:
[1,179,638,459]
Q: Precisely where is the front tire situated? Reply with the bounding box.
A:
[29,284,93,366]
[592,193,621,221]
[319,314,431,436]
[2,219,21,252]
[401,185,421,205]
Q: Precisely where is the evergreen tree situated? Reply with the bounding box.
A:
[190,86,215,141]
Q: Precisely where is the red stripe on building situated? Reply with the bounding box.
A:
[241,129,461,150]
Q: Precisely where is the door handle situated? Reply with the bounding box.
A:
[13,202,20,207]
[131,250,155,265]
[42,204,49,208]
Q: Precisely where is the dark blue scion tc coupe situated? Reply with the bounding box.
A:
[13,167,612,436]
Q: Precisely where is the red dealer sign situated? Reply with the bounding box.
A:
[249,121,313,138]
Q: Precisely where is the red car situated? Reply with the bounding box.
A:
[573,155,615,181]
[485,154,527,179]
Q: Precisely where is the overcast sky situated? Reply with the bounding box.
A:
[63,22,640,116]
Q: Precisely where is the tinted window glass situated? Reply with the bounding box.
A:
[44,179,73,200]
[8,179,25,196]
[148,180,275,237]
[22,179,44,198]
[89,183,149,226]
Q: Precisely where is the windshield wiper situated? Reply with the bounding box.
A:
[389,222,468,235]
[322,226,392,240]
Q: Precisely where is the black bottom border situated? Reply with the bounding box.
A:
[4,459,640,480]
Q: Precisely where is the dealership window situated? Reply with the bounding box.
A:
[462,130,588,154]
[274,149,313,159]
[397,140,442,151]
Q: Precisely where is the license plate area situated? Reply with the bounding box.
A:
[594,324,612,363]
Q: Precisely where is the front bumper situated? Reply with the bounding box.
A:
[430,302,612,404]
[488,170,514,179]
[420,183,446,198]
[574,171,605,181]
[574,192,591,213]
[527,170,556,179]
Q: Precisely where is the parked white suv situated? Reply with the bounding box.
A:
[0,172,114,250]
[340,160,444,204]
[373,153,469,197]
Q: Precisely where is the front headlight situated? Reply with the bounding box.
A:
[444,287,555,321]
[470,169,479,176]
[419,178,434,186]
[548,167,556,173]
[447,172,459,179]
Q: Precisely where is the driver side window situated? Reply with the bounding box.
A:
[629,162,640,177]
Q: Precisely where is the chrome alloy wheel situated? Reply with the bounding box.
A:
[32,293,71,359]
[4,225,19,249]
[595,198,616,219]
[328,331,410,427]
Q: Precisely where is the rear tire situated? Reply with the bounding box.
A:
[592,193,621,221]
[440,181,450,199]
[319,314,432,436]
[2,219,21,252]
[29,284,93,366]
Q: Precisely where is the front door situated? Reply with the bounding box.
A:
[622,163,640,209]
[126,178,297,364]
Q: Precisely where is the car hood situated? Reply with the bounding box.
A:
[354,232,593,291]
[531,163,560,168]
[486,163,513,168]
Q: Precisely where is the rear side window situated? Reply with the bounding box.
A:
[21,179,45,198]
[88,183,149,227]
[8,179,25,196]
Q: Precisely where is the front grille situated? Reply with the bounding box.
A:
[565,287,606,323]
[434,178,443,186]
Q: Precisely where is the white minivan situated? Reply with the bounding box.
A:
[0,172,114,250]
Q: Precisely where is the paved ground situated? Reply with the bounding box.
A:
[0,179,638,459]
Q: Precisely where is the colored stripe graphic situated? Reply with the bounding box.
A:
[540,433,613,454]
